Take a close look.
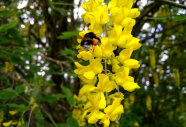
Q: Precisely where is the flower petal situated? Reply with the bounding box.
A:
[84,71,95,80]
[122,81,140,92]
[99,92,106,109]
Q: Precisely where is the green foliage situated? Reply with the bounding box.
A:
[0,88,18,100]
[60,48,76,62]
[61,85,75,106]
[40,94,65,103]
[0,20,18,32]
[57,31,79,40]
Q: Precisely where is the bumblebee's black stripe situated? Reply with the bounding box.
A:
[81,39,93,46]
[84,32,101,43]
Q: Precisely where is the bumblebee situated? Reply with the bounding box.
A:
[81,32,101,50]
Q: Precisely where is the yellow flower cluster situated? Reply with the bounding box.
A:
[2,111,24,127]
[73,0,141,126]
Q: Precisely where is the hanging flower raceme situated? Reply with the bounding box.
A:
[73,0,141,126]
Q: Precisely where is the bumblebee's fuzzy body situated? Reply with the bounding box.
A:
[81,32,101,50]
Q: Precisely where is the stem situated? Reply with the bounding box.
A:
[17,111,25,127]
[104,58,108,106]
[28,109,33,127]
[41,106,58,127]
[117,85,120,92]
[104,58,107,75]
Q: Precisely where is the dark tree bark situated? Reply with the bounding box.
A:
[39,0,74,122]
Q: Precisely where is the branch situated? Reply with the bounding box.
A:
[133,1,162,37]
[159,0,186,9]
[30,30,45,48]
[40,55,69,65]
[0,69,28,84]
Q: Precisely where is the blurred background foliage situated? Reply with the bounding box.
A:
[0,0,185,127]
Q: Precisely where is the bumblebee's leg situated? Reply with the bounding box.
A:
[92,45,95,52]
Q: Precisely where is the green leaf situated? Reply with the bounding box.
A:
[57,123,70,127]
[61,85,72,97]
[8,28,25,44]
[55,8,68,16]
[84,125,94,127]
[34,111,44,120]
[172,15,186,21]
[0,20,18,32]
[10,56,22,65]
[67,117,79,127]
[68,96,75,106]
[60,48,76,56]
[65,56,75,62]
[104,0,110,4]
[67,72,77,77]
[0,88,17,100]
[32,87,41,98]
[0,10,9,18]
[61,85,75,106]
[15,85,25,94]
[147,16,171,20]
[8,104,29,112]
[40,94,65,103]
[0,35,12,44]
[147,15,186,22]
[57,31,79,40]
[0,9,22,18]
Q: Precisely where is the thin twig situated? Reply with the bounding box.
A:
[40,106,58,127]
[159,0,186,9]
[0,69,27,84]
[40,54,68,65]
[28,109,33,127]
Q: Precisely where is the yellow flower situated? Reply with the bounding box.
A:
[108,25,141,50]
[114,67,140,92]
[88,23,103,36]
[80,74,116,109]
[123,59,140,69]
[111,57,121,72]
[96,74,116,92]
[101,37,116,58]
[128,8,140,18]
[134,121,139,127]
[74,58,103,82]
[83,93,105,124]
[146,95,152,111]
[125,37,141,50]
[99,96,124,127]
[108,0,134,9]
[118,48,133,62]
[81,0,103,12]
[93,45,102,58]
[110,7,130,25]
[12,121,17,125]
[73,108,86,126]
[18,119,24,126]
[9,110,18,115]
[0,110,4,123]
[122,81,140,92]
[3,121,12,127]
[77,50,94,61]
